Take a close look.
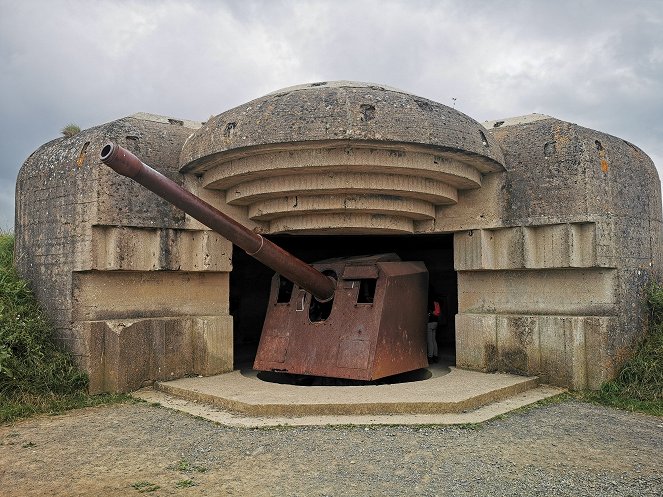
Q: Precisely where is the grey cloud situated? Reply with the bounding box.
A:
[0,0,661,231]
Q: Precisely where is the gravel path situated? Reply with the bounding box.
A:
[0,399,661,496]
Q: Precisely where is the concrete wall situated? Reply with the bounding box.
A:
[451,116,662,388]
[15,114,235,393]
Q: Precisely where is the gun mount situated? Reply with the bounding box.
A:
[100,143,429,380]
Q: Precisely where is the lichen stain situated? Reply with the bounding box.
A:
[596,139,609,173]
[512,316,534,346]
[552,124,571,150]
[500,348,529,375]
[483,344,498,371]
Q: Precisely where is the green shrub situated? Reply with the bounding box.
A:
[609,282,663,402]
[0,234,87,399]
[587,282,663,415]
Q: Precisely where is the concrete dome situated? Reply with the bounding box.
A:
[179,82,506,234]
[181,81,504,172]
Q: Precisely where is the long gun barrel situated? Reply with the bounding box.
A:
[100,142,336,302]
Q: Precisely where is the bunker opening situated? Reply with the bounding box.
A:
[230,233,457,374]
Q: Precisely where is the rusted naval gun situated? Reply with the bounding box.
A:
[100,143,429,380]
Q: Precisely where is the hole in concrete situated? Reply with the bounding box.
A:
[493,121,505,128]
[595,139,604,151]
[360,104,376,121]
[76,141,90,167]
[623,139,639,152]
[310,82,327,87]
[414,99,434,112]
[544,141,556,158]
[168,118,184,126]
[125,136,139,152]
[479,130,489,147]
[224,122,237,137]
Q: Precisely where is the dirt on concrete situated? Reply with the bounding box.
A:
[0,399,661,496]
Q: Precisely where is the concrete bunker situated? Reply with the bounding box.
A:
[14,82,662,393]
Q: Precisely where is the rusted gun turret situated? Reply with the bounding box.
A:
[100,143,428,380]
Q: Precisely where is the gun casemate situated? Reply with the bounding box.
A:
[101,143,429,381]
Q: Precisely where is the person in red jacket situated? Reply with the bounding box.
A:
[427,299,441,363]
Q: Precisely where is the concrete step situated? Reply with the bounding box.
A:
[131,365,565,426]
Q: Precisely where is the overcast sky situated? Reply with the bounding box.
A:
[1,0,661,230]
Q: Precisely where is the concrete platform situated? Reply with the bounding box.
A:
[131,364,565,426]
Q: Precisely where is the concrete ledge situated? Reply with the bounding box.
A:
[133,382,564,427]
[150,366,542,417]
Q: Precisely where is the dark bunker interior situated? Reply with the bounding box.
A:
[230,233,457,371]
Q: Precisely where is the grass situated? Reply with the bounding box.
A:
[131,481,160,493]
[60,123,80,138]
[0,234,129,423]
[175,479,197,488]
[581,282,663,416]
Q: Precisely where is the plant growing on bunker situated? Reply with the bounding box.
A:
[60,123,80,138]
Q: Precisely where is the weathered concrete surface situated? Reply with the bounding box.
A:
[133,380,564,427]
[15,114,235,393]
[179,83,505,234]
[452,115,662,388]
[76,315,232,393]
[149,364,545,417]
[181,81,505,173]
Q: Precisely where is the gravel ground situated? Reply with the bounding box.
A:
[0,399,661,496]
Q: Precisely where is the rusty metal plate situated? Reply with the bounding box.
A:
[254,255,429,381]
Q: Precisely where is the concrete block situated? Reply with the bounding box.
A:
[524,224,570,268]
[454,230,483,271]
[455,313,498,372]
[569,223,597,267]
[481,227,524,269]
[102,319,154,392]
[537,316,581,388]
[496,315,541,375]
[76,321,106,394]
[78,316,233,393]
[203,148,482,191]
[457,268,617,316]
[192,316,234,376]
[249,194,435,222]
[582,316,616,389]
[435,172,506,232]
[455,223,599,270]
[458,313,615,389]
[85,226,232,272]
[270,213,414,234]
[226,172,459,207]
[71,271,229,321]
